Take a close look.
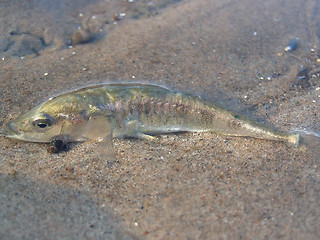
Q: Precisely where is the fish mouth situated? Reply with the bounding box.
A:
[3,122,21,139]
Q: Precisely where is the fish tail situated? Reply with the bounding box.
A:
[295,130,320,149]
[287,132,301,146]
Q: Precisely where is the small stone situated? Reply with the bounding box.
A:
[294,68,310,89]
[43,28,54,46]
[48,139,68,153]
[113,13,126,21]
[284,38,299,52]
[71,29,92,45]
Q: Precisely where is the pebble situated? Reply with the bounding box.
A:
[71,29,92,45]
[42,28,54,46]
[48,139,68,153]
[284,38,299,52]
[295,68,310,89]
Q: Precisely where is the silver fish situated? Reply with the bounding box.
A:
[4,83,300,148]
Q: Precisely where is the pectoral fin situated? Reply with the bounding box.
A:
[83,115,116,166]
[95,133,116,166]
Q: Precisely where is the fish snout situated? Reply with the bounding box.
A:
[3,121,20,137]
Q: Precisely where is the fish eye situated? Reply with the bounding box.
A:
[32,118,54,129]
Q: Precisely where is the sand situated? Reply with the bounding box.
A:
[0,0,319,239]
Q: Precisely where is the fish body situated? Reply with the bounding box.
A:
[4,83,299,145]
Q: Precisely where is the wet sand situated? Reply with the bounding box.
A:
[0,0,319,239]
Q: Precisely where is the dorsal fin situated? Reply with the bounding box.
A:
[47,83,172,102]
[79,83,172,92]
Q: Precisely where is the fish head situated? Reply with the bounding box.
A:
[4,96,89,143]
[4,105,62,142]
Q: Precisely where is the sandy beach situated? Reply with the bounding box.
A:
[0,0,319,239]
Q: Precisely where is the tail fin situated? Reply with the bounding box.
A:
[287,132,300,146]
[296,130,320,150]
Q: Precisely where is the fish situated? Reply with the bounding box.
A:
[4,83,300,153]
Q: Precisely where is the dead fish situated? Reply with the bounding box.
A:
[4,83,300,153]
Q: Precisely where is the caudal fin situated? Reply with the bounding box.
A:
[296,130,320,150]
